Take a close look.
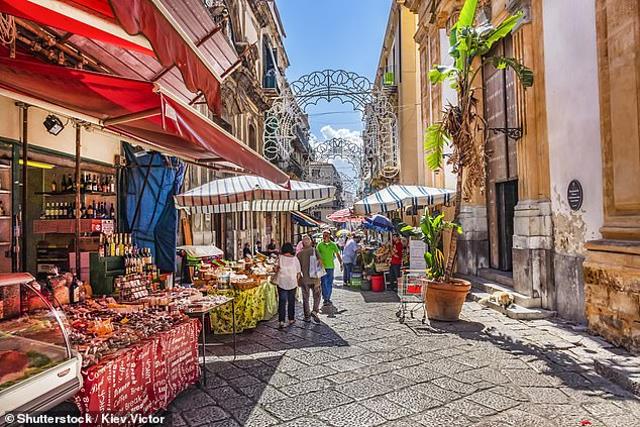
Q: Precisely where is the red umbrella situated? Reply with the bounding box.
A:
[327,208,365,223]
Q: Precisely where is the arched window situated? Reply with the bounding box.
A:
[248,123,258,152]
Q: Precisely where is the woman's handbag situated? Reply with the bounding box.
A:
[309,254,326,279]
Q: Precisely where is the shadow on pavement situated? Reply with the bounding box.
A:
[403,315,636,403]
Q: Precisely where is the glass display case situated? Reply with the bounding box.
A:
[0,273,82,417]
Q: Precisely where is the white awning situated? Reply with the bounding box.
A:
[175,176,335,214]
[353,185,454,215]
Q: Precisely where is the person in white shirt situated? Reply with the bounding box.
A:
[274,242,302,329]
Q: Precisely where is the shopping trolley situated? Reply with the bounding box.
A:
[395,270,427,324]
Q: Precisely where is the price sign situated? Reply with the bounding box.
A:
[567,180,583,211]
[91,219,114,235]
[409,239,427,271]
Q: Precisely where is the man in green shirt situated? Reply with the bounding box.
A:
[316,229,343,306]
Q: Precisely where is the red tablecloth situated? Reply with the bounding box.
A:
[75,319,201,420]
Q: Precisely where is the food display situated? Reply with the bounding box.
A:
[0,273,82,415]
[193,256,276,292]
[63,298,188,367]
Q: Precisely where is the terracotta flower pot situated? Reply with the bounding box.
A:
[423,278,471,322]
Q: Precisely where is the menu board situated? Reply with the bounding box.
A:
[409,239,427,271]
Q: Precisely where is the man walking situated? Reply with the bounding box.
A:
[297,234,321,323]
[316,229,342,306]
[342,233,358,286]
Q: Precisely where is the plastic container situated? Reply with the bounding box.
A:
[371,274,385,292]
[361,277,371,291]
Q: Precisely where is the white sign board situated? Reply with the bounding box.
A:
[409,239,427,271]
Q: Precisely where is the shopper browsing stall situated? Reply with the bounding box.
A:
[316,230,343,306]
[342,233,358,286]
[274,243,302,329]
[390,234,403,291]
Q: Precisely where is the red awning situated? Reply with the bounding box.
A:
[0,55,289,186]
[0,0,229,115]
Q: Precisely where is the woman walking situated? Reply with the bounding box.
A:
[275,242,302,329]
[297,235,322,323]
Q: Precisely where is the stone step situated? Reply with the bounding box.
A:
[458,274,541,308]
[468,289,556,320]
[478,268,514,288]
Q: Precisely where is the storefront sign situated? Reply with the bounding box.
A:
[567,180,584,211]
[409,239,427,271]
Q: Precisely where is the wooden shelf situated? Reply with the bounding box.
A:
[0,216,10,220]
[0,189,10,194]
[35,190,116,197]
[33,218,114,234]
[0,242,10,246]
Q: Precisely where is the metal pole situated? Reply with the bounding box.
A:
[18,103,28,272]
[75,123,82,279]
[249,203,254,256]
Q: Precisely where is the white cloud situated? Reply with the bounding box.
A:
[316,125,363,147]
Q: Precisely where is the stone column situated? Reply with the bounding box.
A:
[456,205,490,275]
[584,0,640,354]
[509,0,554,307]
[512,201,553,304]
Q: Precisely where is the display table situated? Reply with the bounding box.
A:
[208,281,277,334]
[74,319,200,418]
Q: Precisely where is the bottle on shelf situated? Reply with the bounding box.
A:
[60,175,67,193]
[0,200,6,216]
[109,176,115,193]
[109,203,115,219]
[51,178,57,193]
[67,174,74,192]
[69,273,79,304]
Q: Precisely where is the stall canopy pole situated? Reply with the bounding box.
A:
[17,102,28,272]
[249,202,254,256]
[75,122,82,280]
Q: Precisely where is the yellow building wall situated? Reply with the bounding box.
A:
[397,7,421,186]
[0,94,128,164]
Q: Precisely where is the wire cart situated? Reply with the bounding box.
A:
[395,270,427,324]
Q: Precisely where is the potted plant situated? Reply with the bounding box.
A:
[422,0,533,320]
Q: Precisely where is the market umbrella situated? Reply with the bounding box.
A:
[327,208,365,223]
[363,214,395,233]
[175,177,335,214]
[175,176,335,252]
[353,185,455,215]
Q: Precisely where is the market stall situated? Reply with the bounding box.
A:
[175,176,335,332]
[352,185,454,215]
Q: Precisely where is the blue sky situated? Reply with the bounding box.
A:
[277,0,391,189]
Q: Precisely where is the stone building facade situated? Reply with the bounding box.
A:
[182,0,298,258]
[399,0,640,355]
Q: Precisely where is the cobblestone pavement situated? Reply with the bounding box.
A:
[165,284,640,427]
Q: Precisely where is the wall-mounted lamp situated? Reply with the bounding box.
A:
[18,159,55,170]
[43,114,64,136]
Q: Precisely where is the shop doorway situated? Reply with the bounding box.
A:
[496,180,518,271]
[483,36,518,272]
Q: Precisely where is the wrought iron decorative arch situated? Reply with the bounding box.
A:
[264,69,399,189]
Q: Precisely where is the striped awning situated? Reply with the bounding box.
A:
[353,185,454,215]
[327,208,365,223]
[175,176,335,214]
[291,211,322,228]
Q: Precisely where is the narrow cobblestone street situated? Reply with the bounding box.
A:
[165,282,640,427]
